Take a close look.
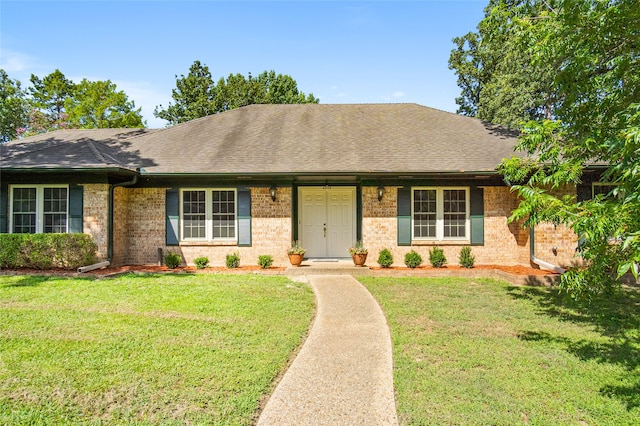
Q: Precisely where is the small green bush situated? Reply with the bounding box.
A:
[377,248,394,268]
[258,254,273,269]
[226,252,240,269]
[429,246,447,268]
[164,252,182,269]
[194,256,209,269]
[0,233,97,270]
[404,250,423,269]
[458,246,475,268]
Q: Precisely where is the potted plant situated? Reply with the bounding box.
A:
[287,241,306,266]
[349,241,368,266]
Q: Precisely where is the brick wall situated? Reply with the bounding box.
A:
[533,185,581,268]
[81,184,109,261]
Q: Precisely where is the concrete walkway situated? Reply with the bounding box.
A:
[257,274,398,425]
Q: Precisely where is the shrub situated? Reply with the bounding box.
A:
[459,246,475,268]
[0,233,97,270]
[258,254,273,269]
[194,256,209,269]
[377,248,394,268]
[429,246,447,268]
[226,252,240,269]
[164,252,182,269]
[404,250,423,269]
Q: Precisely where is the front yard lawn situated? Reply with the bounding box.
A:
[361,277,640,425]
[0,273,314,425]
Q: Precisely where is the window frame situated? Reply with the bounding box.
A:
[9,184,69,234]
[411,187,470,242]
[179,188,238,243]
[592,182,621,200]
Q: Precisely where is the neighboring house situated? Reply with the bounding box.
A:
[0,103,596,268]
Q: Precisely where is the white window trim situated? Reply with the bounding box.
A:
[411,187,470,241]
[9,184,69,234]
[592,182,621,199]
[179,188,238,243]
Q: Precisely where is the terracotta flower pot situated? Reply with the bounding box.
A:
[288,253,304,267]
[352,253,368,266]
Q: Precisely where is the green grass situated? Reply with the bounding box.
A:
[0,273,314,425]
[361,277,640,425]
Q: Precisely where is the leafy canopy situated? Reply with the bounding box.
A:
[154,60,319,125]
[0,69,29,142]
[495,0,640,296]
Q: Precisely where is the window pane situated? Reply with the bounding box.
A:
[444,190,466,238]
[44,188,68,233]
[413,190,436,238]
[12,188,36,233]
[183,191,206,239]
[212,190,236,239]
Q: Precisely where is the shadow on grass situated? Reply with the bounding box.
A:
[0,274,96,287]
[508,285,640,411]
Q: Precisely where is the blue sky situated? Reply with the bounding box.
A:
[1,1,487,128]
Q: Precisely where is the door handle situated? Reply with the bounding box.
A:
[324,224,326,238]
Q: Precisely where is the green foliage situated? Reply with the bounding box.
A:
[164,252,182,269]
[0,233,97,269]
[29,69,74,122]
[0,69,29,142]
[404,250,423,269]
[448,0,557,129]
[65,79,145,129]
[377,248,394,268]
[194,256,209,269]
[154,60,319,125]
[287,241,306,255]
[459,246,475,268]
[226,252,240,269]
[258,254,274,269]
[348,241,368,255]
[495,0,640,296]
[429,246,447,268]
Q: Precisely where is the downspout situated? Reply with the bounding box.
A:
[107,172,139,262]
[530,225,566,274]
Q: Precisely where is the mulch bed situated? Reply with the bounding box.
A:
[1,263,555,277]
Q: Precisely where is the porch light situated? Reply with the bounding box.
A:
[377,185,385,202]
[270,185,277,202]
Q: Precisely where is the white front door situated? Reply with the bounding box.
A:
[299,187,356,258]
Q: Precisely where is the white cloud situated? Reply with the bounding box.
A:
[392,91,406,98]
[0,48,35,73]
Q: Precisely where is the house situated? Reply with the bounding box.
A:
[0,103,591,269]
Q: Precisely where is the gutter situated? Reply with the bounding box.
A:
[530,226,566,274]
[107,172,139,262]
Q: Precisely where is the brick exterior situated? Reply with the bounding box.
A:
[81,184,109,261]
[78,183,578,269]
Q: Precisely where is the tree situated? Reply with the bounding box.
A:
[65,79,145,128]
[154,60,216,125]
[29,69,74,122]
[0,69,29,142]
[449,0,557,128]
[497,0,640,296]
[155,61,319,125]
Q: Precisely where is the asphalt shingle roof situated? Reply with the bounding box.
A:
[1,104,520,175]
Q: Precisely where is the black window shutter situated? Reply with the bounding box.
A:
[166,189,179,245]
[237,188,251,247]
[397,188,411,246]
[577,182,592,202]
[68,185,84,233]
[0,184,7,233]
[470,187,484,246]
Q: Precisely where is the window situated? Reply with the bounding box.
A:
[592,183,619,200]
[180,189,236,241]
[10,185,68,234]
[412,188,469,241]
